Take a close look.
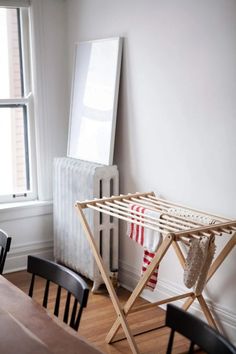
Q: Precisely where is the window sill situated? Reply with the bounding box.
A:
[0,200,53,222]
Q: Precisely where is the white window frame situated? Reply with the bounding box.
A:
[0,5,37,203]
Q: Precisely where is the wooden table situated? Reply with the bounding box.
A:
[0,275,104,354]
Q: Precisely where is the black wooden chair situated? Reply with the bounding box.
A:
[0,229,11,274]
[27,255,89,331]
[165,304,236,354]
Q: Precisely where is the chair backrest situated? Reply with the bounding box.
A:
[0,230,11,274]
[165,304,236,354]
[27,255,89,331]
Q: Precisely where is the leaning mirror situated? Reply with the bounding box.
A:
[67,37,122,165]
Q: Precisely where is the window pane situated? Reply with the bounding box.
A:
[0,106,29,195]
[0,8,23,99]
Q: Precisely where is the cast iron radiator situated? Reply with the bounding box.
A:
[53,157,119,292]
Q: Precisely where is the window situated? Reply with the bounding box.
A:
[0,6,36,202]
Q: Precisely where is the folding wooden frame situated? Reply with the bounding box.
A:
[75,191,236,354]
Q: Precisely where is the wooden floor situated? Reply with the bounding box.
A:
[4,271,191,354]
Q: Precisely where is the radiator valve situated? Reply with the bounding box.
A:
[111,271,119,289]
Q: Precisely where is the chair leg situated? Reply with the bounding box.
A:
[28,274,35,297]
[188,341,195,354]
[166,329,175,354]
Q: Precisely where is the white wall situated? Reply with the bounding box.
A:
[1,202,53,272]
[65,0,236,342]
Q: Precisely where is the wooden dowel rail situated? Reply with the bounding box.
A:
[114,199,164,213]
[76,191,155,209]
[109,200,164,215]
[105,201,217,237]
[77,192,236,239]
[127,200,222,236]
[139,197,231,236]
[129,292,194,314]
[87,204,170,235]
[115,198,227,236]
[115,199,225,237]
[123,197,168,213]
[174,220,236,238]
[114,196,227,237]
[162,213,207,229]
[114,200,194,229]
[130,197,167,211]
[103,201,186,231]
[92,203,226,239]
[161,214,221,237]
[137,196,227,231]
[95,202,179,232]
[178,237,191,246]
[92,202,218,238]
[148,194,230,222]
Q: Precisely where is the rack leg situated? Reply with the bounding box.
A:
[182,294,196,311]
[207,231,236,282]
[197,294,218,329]
[171,240,197,311]
[106,234,174,344]
[76,206,140,354]
[172,240,186,268]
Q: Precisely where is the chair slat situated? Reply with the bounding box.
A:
[43,280,50,308]
[54,285,61,316]
[70,298,78,329]
[63,292,71,324]
[74,305,84,331]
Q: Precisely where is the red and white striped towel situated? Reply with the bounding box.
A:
[142,249,160,290]
[127,204,163,290]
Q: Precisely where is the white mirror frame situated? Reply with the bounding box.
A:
[67,37,122,165]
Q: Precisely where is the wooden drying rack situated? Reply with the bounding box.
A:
[75,192,236,354]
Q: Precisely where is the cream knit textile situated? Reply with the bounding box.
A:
[168,207,216,293]
[183,236,216,294]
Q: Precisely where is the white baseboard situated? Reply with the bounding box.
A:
[118,260,140,291]
[119,259,236,345]
[4,239,54,274]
